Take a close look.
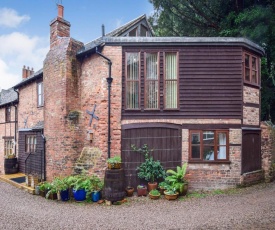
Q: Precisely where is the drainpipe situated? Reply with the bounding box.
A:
[41,133,46,181]
[95,46,112,159]
[13,88,19,156]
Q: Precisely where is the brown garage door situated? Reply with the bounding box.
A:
[121,123,182,188]
[242,129,261,174]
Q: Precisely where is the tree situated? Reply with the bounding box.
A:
[149,0,275,122]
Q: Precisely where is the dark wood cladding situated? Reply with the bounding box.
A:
[122,46,243,119]
[18,131,44,174]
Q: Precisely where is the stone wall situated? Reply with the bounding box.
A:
[261,121,275,182]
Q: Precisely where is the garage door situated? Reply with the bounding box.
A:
[121,123,182,188]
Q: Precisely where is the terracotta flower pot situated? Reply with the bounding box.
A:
[149,193,160,200]
[147,182,158,192]
[164,191,179,200]
[125,187,134,197]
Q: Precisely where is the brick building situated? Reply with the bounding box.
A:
[0,5,269,190]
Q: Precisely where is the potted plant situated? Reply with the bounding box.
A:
[149,189,161,200]
[90,175,104,202]
[164,185,179,200]
[158,181,168,195]
[71,175,91,202]
[50,177,71,201]
[133,144,166,192]
[38,181,51,197]
[137,184,147,196]
[165,163,188,196]
[107,155,122,169]
[125,174,134,197]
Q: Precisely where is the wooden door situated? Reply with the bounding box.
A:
[121,123,182,188]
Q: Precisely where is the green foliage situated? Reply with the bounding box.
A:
[165,163,188,194]
[133,144,166,183]
[149,189,160,196]
[107,155,121,164]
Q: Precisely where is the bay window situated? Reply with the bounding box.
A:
[190,130,229,162]
[244,52,259,85]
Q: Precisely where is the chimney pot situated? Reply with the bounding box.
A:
[58,4,64,18]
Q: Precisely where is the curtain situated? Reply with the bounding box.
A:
[126,53,139,109]
[146,53,158,109]
[165,53,177,108]
[217,133,226,159]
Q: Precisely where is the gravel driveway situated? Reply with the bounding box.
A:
[0,181,275,230]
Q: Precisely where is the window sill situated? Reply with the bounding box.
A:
[188,160,231,164]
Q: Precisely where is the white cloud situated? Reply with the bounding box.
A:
[0,8,30,28]
[0,32,49,90]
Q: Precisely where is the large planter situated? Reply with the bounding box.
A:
[4,158,18,174]
[164,191,179,200]
[60,189,70,201]
[73,189,86,202]
[91,191,100,202]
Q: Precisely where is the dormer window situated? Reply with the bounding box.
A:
[128,24,149,37]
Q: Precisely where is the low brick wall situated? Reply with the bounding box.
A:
[240,169,264,186]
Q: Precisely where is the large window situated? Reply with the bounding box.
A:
[5,107,11,122]
[145,53,158,109]
[126,53,140,109]
[190,130,229,162]
[25,135,37,153]
[165,53,178,109]
[4,139,14,157]
[244,52,259,85]
[37,82,44,107]
[125,51,178,110]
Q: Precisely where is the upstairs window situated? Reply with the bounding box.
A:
[190,130,229,162]
[165,53,178,109]
[145,53,159,109]
[126,53,140,109]
[244,52,259,85]
[37,82,44,107]
[5,107,11,122]
[25,135,37,153]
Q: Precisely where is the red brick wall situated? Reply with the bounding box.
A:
[79,46,122,178]
[44,37,84,180]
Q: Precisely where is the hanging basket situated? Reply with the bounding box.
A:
[107,162,121,169]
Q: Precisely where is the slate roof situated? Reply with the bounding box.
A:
[0,88,18,107]
[31,121,44,130]
[77,36,265,58]
[13,68,43,89]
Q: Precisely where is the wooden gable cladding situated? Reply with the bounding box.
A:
[122,46,243,119]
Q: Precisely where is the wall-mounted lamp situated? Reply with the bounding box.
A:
[87,130,93,142]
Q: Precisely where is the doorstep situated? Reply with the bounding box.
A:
[0,173,35,194]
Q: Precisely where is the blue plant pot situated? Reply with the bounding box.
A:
[60,189,70,201]
[91,191,100,202]
[73,189,86,201]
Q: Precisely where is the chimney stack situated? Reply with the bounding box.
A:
[22,66,34,79]
[50,4,71,48]
[58,4,64,18]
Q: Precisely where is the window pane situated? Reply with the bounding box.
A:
[217,133,227,159]
[126,82,139,109]
[203,131,214,145]
[165,81,177,108]
[252,57,256,69]
[127,53,139,80]
[165,53,177,80]
[245,68,250,81]
[140,25,148,37]
[203,146,214,161]
[146,53,158,109]
[245,54,250,67]
[191,133,200,159]
[126,53,139,109]
[251,71,257,83]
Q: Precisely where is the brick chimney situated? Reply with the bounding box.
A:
[50,4,71,48]
[22,66,34,79]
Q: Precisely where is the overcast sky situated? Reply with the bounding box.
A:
[0,0,154,90]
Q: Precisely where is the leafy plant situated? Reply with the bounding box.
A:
[149,189,160,196]
[164,185,177,195]
[137,184,146,189]
[107,155,121,168]
[158,181,168,189]
[165,163,188,194]
[133,144,166,183]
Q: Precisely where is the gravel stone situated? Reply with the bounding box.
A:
[0,181,274,229]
